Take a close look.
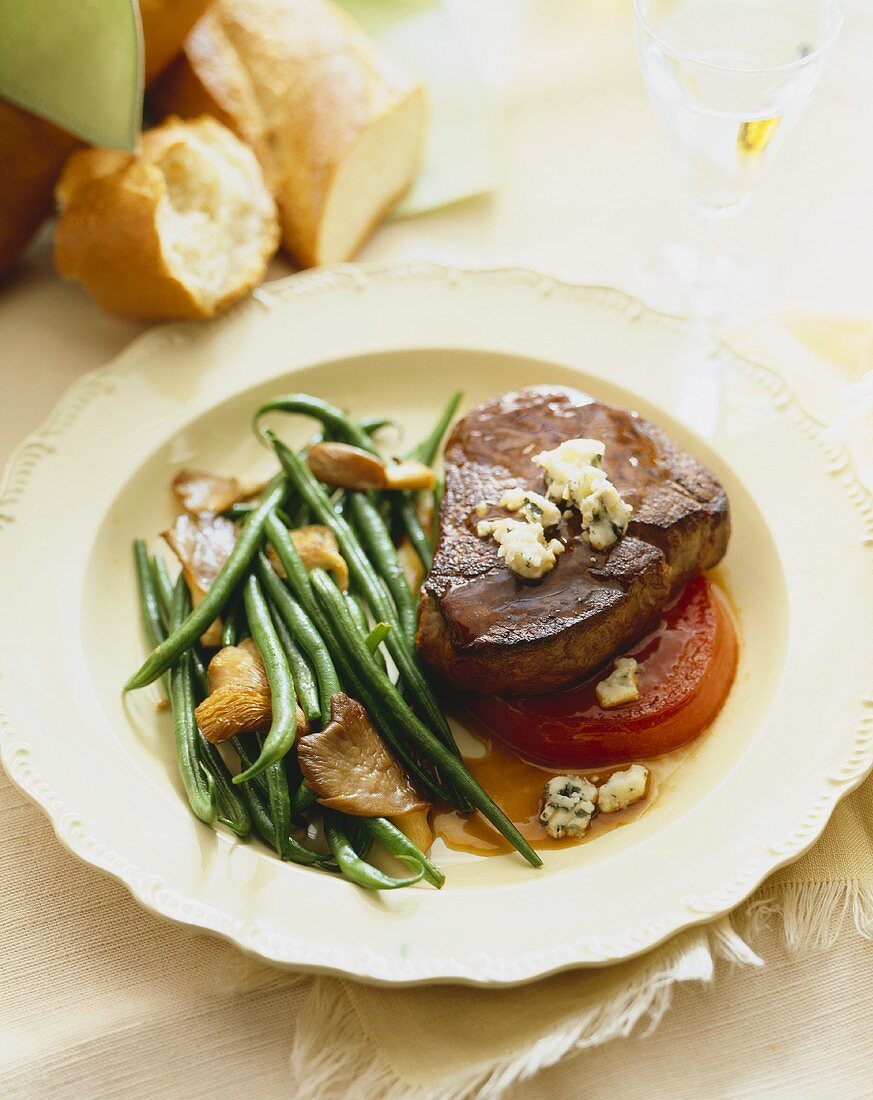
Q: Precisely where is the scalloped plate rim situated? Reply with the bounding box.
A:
[1,261,871,986]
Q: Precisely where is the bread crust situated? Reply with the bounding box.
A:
[0,103,81,278]
[139,0,215,83]
[0,1,214,277]
[54,115,279,320]
[150,0,426,267]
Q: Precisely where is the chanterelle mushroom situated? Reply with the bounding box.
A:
[267,524,348,590]
[163,513,237,646]
[307,442,436,493]
[297,692,429,817]
[307,442,387,490]
[195,638,307,744]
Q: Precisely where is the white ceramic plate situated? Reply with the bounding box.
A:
[2,264,871,986]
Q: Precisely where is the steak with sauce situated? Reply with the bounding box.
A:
[416,386,729,695]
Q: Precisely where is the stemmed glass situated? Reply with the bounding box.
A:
[631,0,843,319]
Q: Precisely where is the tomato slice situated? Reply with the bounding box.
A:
[465,575,737,768]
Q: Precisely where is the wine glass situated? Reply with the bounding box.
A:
[631,0,843,318]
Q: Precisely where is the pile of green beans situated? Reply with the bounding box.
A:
[127,390,544,891]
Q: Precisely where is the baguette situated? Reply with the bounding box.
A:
[150,0,426,267]
[0,1,215,278]
[54,115,280,320]
[0,103,81,278]
[140,0,215,83]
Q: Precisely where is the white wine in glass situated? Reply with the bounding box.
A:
[632,0,843,317]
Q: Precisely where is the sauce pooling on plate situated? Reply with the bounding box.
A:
[435,575,738,854]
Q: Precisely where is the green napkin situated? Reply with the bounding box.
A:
[336,0,500,216]
[0,0,497,209]
[0,0,142,149]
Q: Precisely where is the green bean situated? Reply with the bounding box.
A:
[150,553,175,621]
[222,504,292,526]
[237,774,282,851]
[125,475,287,691]
[186,650,209,703]
[263,756,292,858]
[255,395,373,450]
[394,496,432,572]
[359,415,399,435]
[267,434,459,754]
[149,553,210,700]
[365,622,391,654]
[263,514,452,800]
[289,500,311,529]
[224,502,296,527]
[134,540,172,701]
[291,778,317,820]
[198,735,251,836]
[361,817,445,889]
[349,819,375,860]
[363,596,391,672]
[345,590,389,675]
[347,492,417,643]
[257,549,339,727]
[396,391,461,565]
[255,394,437,578]
[168,578,217,825]
[323,810,423,890]
[264,515,321,618]
[233,734,328,864]
[431,478,445,550]
[134,540,166,652]
[221,599,241,646]
[222,502,254,520]
[407,390,463,465]
[344,590,369,636]
[264,521,452,801]
[230,734,271,799]
[269,599,321,725]
[233,574,297,783]
[310,570,541,867]
[241,777,326,865]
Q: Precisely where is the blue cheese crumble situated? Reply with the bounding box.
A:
[498,487,562,528]
[532,437,632,550]
[597,764,649,813]
[539,775,598,838]
[595,656,640,708]
[476,517,565,580]
[541,765,650,837]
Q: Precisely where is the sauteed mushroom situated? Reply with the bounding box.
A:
[384,460,436,492]
[163,513,237,646]
[173,469,246,515]
[391,807,434,853]
[297,692,429,817]
[267,524,349,590]
[195,638,307,744]
[307,442,435,492]
[397,537,426,592]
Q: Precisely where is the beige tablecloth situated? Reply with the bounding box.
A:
[2,2,872,1096]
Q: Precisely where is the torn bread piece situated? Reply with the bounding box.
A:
[54,115,280,320]
[149,0,426,267]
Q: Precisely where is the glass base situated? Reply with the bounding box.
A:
[626,244,770,322]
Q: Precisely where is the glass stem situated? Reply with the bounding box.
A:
[694,213,724,295]
[686,209,729,322]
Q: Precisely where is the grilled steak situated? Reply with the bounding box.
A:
[417,386,729,695]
